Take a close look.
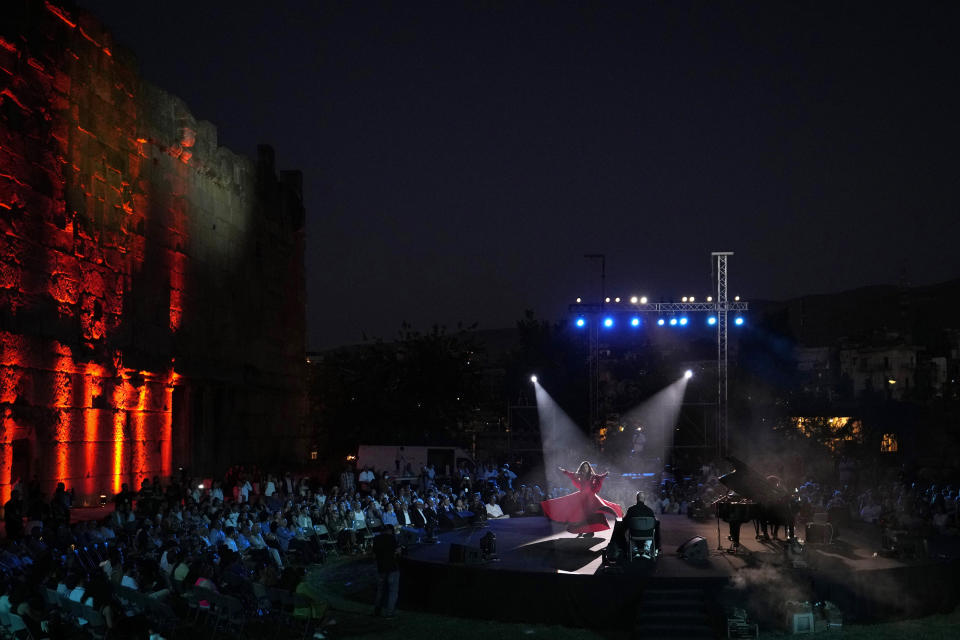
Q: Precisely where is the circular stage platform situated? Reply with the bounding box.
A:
[398,514,960,633]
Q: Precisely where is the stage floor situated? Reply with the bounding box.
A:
[406,514,923,578]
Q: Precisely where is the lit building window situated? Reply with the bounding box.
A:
[789,416,862,451]
[880,434,898,453]
[310,451,318,460]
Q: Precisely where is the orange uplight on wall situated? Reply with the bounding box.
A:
[53,352,74,484]
[112,408,125,494]
[132,383,148,487]
[161,386,174,475]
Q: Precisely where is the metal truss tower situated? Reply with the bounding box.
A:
[712,251,732,458]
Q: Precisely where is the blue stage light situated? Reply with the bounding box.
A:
[669,318,678,326]
[575,317,586,328]
[630,317,640,327]
[603,317,614,328]
[657,318,665,326]
[734,316,744,326]
[679,317,688,326]
[707,316,717,326]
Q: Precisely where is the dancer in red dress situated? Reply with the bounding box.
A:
[541,461,623,536]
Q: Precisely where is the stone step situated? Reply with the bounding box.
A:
[633,622,716,639]
[637,610,708,621]
[639,597,707,609]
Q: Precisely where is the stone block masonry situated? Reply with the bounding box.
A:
[0,1,306,506]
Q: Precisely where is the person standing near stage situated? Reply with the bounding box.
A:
[3,489,24,540]
[372,524,401,618]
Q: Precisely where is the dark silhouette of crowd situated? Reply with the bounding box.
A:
[3,451,956,638]
[0,459,546,639]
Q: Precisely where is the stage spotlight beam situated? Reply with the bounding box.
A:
[684,369,693,379]
[530,375,538,383]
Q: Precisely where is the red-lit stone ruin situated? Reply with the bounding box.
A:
[0,1,306,506]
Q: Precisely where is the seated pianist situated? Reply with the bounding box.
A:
[625,491,661,556]
[607,492,661,561]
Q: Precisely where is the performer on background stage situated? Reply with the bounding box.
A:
[541,461,623,537]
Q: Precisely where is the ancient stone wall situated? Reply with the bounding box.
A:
[0,1,306,505]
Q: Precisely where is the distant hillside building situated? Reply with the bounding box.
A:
[839,345,919,400]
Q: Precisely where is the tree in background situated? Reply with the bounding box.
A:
[309,323,486,462]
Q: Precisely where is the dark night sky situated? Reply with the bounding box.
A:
[83,1,960,349]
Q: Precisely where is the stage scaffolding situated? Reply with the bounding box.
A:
[569,251,748,458]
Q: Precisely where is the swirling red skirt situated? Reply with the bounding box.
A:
[541,491,623,534]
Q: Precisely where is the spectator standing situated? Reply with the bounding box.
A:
[501,464,517,490]
[372,525,401,618]
[340,466,356,493]
[3,489,23,540]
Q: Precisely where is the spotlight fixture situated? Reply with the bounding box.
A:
[706,296,713,302]
[734,317,744,326]
[689,296,695,302]
[576,297,582,303]
[530,375,538,383]
[614,297,621,303]
[605,297,611,303]
[684,370,693,379]
[707,316,717,325]
[669,318,678,326]
[630,317,640,327]
[734,295,740,301]
[640,296,648,304]
[681,296,688,302]
[630,296,638,304]
[575,317,586,328]
[679,317,688,326]
[657,318,665,326]
[603,317,614,328]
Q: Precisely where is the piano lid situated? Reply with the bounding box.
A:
[718,456,788,504]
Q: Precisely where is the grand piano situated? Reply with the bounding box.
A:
[715,456,789,526]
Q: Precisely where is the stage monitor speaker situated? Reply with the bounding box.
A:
[677,536,708,561]
[448,543,483,564]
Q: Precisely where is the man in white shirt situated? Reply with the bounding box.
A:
[223,527,239,553]
[485,495,508,519]
[225,505,240,529]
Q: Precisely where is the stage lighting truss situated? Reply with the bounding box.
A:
[570,300,748,328]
